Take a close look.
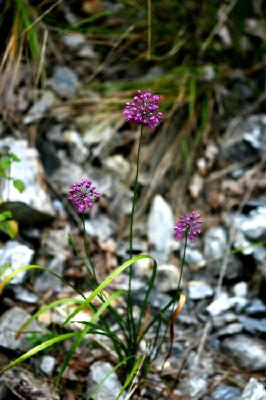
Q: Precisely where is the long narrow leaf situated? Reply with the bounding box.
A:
[0,265,46,294]
[162,293,186,370]
[0,263,86,300]
[62,254,152,326]
[87,355,135,400]
[72,321,126,348]
[57,290,125,384]
[116,355,144,400]
[169,293,186,345]
[0,332,78,374]
[16,297,84,339]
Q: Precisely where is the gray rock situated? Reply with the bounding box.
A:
[138,290,172,310]
[83,120,114,146]
[232,282,248,297]
[204,226,227,260]
[85,215,115,242]
[62,33,97,60]
[52,160,114,198]
[134,256,154,278]
[3,367,59,400]
[233,230,254,256]
[221,334,266,370]
[87,361,125,400]
[156,264,180,292]
[63,130,88,164]
[117,239,148,259]
[207,292,248,316]
[34,255,65,293]
[181,372,208,398]
[213,312,238,328]
[203,226,227,272]
[147,195,174,263]
[212,385,241,400]
[254,246,266,263]
[47,124,64,144]
[103,155,130,181]
[40,355,56,376]
[0,307,44,352]
[186,248,206,268]
[113,275,145,292]
[221,115,266,161]
[216,322,243,336]
[0,138,55,224]
[238,207,266,241]
[78,45,97,59]
[240,378,266,400]
[51,158,85,192]
[62,33,86,49]
[225,255,244,280]
[207,292,232,316]
[188,280,213,300]
[50,66,79,98]
[23,91,56,124]
[13,286,39,303]
[41,227,70,256]
[203,227,244,279]
[0,240,34,285]
[238,316,266,334]
[246,299,266,315]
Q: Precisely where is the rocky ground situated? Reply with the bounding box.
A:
[0,4,266,399]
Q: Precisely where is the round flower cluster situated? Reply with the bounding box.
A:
[124,89,163,128]
[174,211,203,241]
[68,178,100,213]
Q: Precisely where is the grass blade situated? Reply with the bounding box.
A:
[0,265,46,294]
[161,293,186,370]
[62,254,153,326]
[116,355,144,400]
[16,297,84,339]
[0,263,86,300]
[87,355,135,400]
[57,290,125,384]
[169,293,186,346]
[0,332,78,374]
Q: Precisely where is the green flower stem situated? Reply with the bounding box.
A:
[81,215,129,346]
[81,214,98,284]
[177,230,188,291]
[127,124,144,347]
[139,231,188,344]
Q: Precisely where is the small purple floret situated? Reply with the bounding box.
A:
[174,211,203,241]
[123,89,163,128]
[68,177,100,213]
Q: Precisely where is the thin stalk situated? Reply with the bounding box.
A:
[80,216,129,344]
[177,231,188,290]
[157,232,189,368]
[81,214,98,284]
[127,124,144,347]
[68,233,96,290]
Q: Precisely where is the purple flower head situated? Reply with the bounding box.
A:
[174,211,203,241]
[68,177,100,213]
[124,89,163,128]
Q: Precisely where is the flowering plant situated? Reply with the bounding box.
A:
[0,90,202,399]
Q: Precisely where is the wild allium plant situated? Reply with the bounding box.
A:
[0,90,203,399]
